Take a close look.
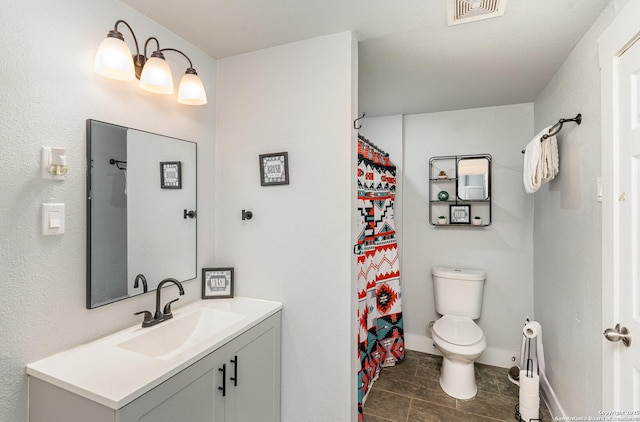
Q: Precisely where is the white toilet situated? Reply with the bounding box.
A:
[431,266,487,400]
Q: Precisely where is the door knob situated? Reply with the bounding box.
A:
[603,323,631,347]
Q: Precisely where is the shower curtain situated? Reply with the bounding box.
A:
[356,134,404,421]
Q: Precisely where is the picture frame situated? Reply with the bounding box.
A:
[450,204,471,224]
[202,268,234,299]
[160,161,182,189]
[259,152,289,186]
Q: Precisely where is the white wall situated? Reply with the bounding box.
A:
[532,4,619,417]
[215,32,358,421]
[0,2,216,421]
[401,104,535,366]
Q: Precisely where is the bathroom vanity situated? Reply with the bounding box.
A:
[27,298,281,422]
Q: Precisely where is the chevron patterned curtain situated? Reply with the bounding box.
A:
[356,135,405,421]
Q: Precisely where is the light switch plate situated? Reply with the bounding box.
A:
[42,203,65,235]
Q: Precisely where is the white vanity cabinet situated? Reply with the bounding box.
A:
[28,309,281,422]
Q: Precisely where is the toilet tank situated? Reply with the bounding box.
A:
[432,267,486,319]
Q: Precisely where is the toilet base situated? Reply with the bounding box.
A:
[439,356,477,400]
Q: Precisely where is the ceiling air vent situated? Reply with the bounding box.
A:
[447,0,507,26]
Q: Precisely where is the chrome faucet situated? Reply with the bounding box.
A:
[134,278,185,328]
[133,273,148,293]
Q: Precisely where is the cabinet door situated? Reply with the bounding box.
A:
[117,348,226,422]
[224,313,281,422]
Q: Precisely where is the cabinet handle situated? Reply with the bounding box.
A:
[218,364,226,397]
[230,355,238,386]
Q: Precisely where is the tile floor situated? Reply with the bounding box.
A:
[363,350,551,422]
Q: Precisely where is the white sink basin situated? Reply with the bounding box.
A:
[27,297,282,409]
[118,308,245,359]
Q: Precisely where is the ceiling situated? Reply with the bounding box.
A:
[120,0,612,117]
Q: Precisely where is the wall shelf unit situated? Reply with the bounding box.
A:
[428,154,492,227]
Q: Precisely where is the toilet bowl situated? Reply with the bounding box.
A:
[431,267,487,400]
[431,314,487,399]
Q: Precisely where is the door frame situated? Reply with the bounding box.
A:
[599,0,640,409]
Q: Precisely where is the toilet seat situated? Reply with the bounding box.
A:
[433,315,483,346]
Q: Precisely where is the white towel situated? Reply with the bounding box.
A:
[523,126,552,193]
[540,134,559,182]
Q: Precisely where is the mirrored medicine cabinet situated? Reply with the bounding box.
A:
[428,154,492,226]
[86,120,197,308]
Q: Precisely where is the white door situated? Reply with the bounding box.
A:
[605,37,640,409]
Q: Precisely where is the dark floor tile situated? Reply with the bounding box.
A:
[362,414,395,422]
[409,398,503,422]
[378,363,442,393]
[373,372,456,409]
[385,356,420,377]
[363,388,411,422]
[496,372,520,399]
[456,388,518,420]
[366,350,554,422]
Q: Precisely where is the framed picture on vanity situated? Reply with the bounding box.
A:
[449,204,471,224]
[160,161,182,189]
[202,267,234,299]
[259,152,289,186]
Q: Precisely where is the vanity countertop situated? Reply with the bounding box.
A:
[26,297,282,409]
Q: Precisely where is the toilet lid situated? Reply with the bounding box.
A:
[433,315,483,346]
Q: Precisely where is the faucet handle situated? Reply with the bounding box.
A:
[134,310,153,324]
[163,298,180,316]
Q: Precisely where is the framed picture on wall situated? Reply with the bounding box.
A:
[202,267,234,299]
[259,152,289,186]
[160,161,182,189]
[450,204,471,224]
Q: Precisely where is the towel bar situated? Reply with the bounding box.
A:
[521,113,582,153]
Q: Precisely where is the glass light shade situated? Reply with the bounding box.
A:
[178,73,208,105]
[94,36,135,81]
[139,56,174,94]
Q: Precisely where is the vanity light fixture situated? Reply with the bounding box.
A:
[94,20,207,105]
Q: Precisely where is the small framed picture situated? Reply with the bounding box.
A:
[160,161,182,189]
[450,204,471,224]
[259,152,289,186]
[202,268,234,299]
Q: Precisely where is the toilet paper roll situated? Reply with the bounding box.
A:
[523,321,542,339]
[519,370,540,394]
[522,321,546,374]
[519,403,539,422]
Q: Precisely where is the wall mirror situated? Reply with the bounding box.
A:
[86,120,197,308]
[457,156,491,201]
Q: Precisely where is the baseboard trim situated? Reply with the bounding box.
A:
[539,371,565,419]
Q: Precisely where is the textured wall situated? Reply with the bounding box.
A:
[401,104,535,366]
[0,2,216,421]
[532,4,618,417]
[215,32,357,421]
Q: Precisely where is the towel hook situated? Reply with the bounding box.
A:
[353,112,366,130]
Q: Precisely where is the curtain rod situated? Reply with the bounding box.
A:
[358,133,389,158]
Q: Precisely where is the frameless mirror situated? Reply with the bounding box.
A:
[457,156,491,200]
[86,120,197,308]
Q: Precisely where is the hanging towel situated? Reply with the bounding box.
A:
[523,126,550,193]
[540,133,559,182]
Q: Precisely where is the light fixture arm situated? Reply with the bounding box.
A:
[160,48,197,74]
[143,37,162,58]
[113,20,144,68]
